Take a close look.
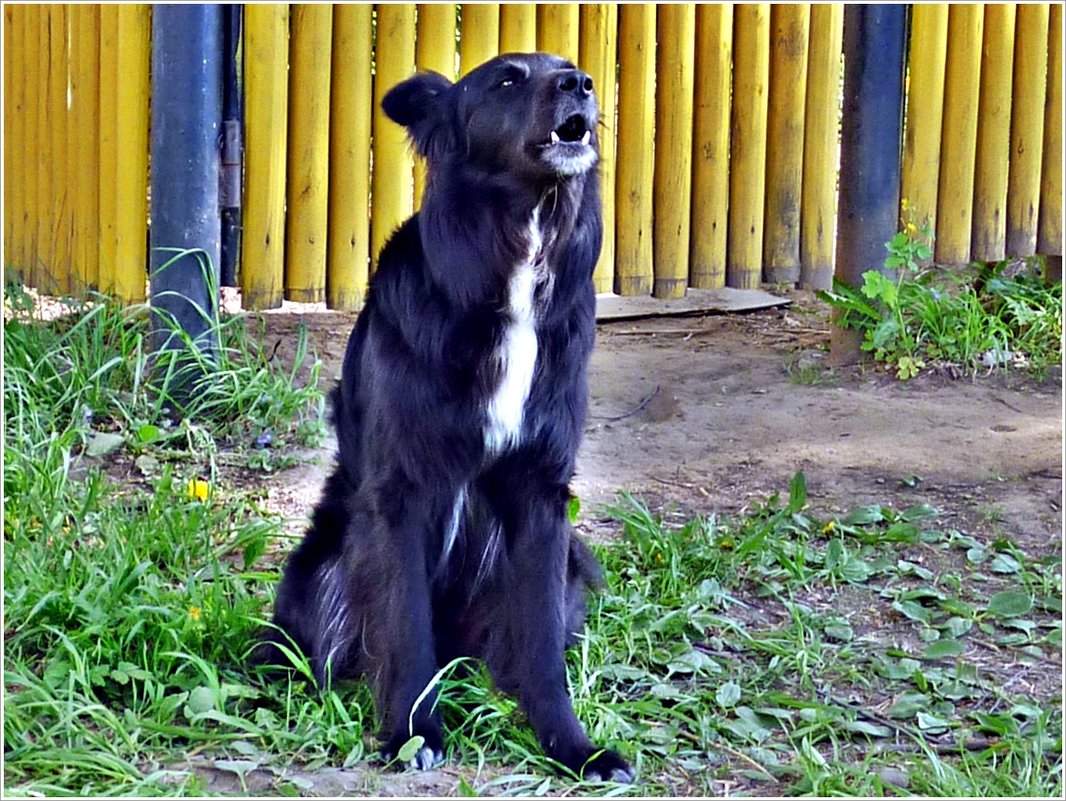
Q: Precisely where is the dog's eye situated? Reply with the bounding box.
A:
[498,78,514,89]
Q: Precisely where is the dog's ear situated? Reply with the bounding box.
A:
[382,72,453,159]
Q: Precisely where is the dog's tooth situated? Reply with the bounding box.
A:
[550,130,561,144]
[581,130,591,145]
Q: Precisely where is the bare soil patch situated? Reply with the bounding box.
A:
[258,290,1061,547]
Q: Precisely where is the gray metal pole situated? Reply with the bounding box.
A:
[830,4,907,365]
[149,4,223,400]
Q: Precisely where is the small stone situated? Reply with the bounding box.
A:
[877,766,909,789]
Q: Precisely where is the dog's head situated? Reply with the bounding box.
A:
[383,52,599,180]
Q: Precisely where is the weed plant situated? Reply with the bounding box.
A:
[820,209,1063,380]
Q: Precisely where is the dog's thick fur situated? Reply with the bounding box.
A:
[264,53,631,782]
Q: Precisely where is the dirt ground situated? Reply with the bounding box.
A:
[262,291,1063,561]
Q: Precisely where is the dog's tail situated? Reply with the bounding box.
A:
[253,457,360,681]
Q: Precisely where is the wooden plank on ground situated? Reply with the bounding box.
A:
[595,288,790,322]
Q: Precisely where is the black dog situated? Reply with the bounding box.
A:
[264,52,631,783]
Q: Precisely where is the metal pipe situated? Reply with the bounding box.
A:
[831,4,907,365]
[149,3,223,400]
[221,3,242,288]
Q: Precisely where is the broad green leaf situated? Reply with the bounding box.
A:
[901,504,938,521]
[889,231,910,250]
[936,597,974,617]
[187,685,218,714]
[396,735,426,764]
[987,590,1033,617]
[939,616,973,638]
[214,760,259,779]
[722,707,772,742]
[988,553,1022,574]
[892,599,933,624]
[840,558,873,583]
[973,711,1018,737]
[825,539,844,569]
[888,691,928,719]
[883,522,921,543]
[716,681,742,709]
[85,430,125,457]
[109,668,130,685]
[871,318,901,349]
[823,621,854,641]
[843,720,893,738]
[844,505,885,526]
[137,423,162,444]
[650,683,683,700]
[916,711,952,732]
[921,639,964,660]
[668,648,721,675]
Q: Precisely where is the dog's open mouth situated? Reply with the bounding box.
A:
[549,114,592,147]
[538,113,597,176]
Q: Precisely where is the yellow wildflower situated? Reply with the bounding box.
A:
[187,479,210,502]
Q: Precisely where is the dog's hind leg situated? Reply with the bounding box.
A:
[479,472,633,783]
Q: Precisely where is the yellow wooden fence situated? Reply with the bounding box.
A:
[2,4,1062,310]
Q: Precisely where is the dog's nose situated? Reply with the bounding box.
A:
[557,69,594,97]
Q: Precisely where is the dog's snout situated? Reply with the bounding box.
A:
[557,69,594,97]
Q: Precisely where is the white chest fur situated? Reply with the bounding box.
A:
[483,208,546,454]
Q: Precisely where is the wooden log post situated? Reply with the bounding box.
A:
[690,4,732,289]
[971,5,1016,263]
[1038,4,1062,283]
[460,4,499,75]
[800,3,844,290]
[900,4,948,235]
[241,5,289,310]
[652,4,695,300]
[728,4,770,289]
[579,4,618,294]
[285,5,332,303]
[114,4,150,302]
[327,5,373,310]
[763,4,809,286]
[415,4,457,208]
[614,4,655,296]
[97,7,117,296]
[1005,4,1049,258]
[371,5,417,269]
[537,4,579,64]
[500,4,536,53]
[935,5,983,266]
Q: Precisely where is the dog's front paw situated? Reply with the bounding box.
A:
[382,729,445,771]
[580,748,634,784]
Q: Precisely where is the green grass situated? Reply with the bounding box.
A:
[4,289,1062,796]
